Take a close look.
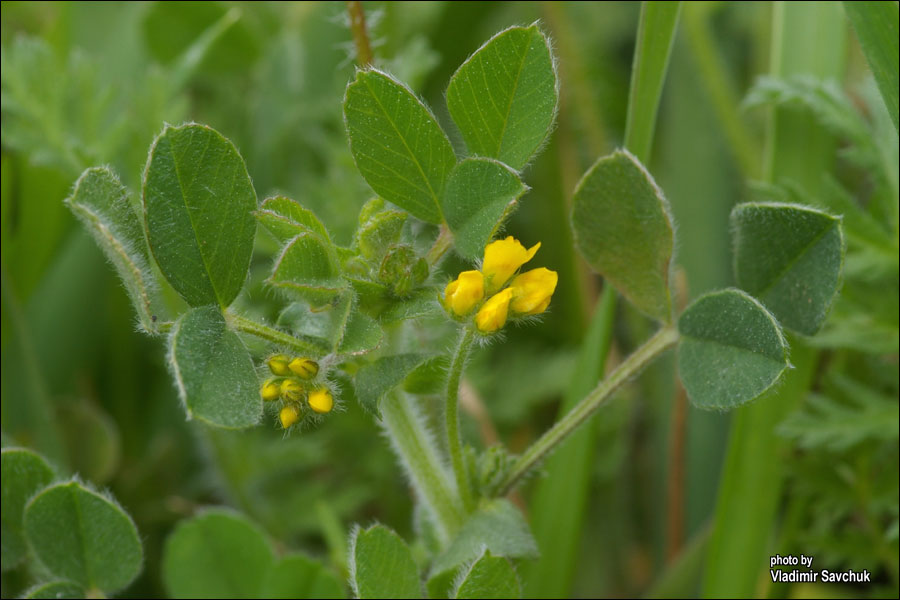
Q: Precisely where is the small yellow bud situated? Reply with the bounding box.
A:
[279,404,301,429]
[288,357,319,379]
[281,379,304,403]
[308,388,334,414]
[267,354,292,376]
[482,237,540,292]
[510,268,558,315]
[443,270,484,316]
[260,378,282,402]
[475,288,514,333]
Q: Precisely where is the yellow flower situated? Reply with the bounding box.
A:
[476,288,514,333]
[482,237,540,292]
[260,378,282,402]
[308,388,334,414]
[510,268,558,315]
[288,357,319,379]
[281,379,304,403]
[279,404,301,428]
[444,270,484,316]
[266,354,291,376]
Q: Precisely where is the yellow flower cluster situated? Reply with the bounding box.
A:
[260,354,333,428]
[443,237,558,333]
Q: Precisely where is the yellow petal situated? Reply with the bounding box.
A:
[279,404,301,428]
[482,237,540,292]
[260,378,282,402]
[510,268,558,315]
[308,388,334,414]
[444,270,484,316]
[266,354,291,376]
[476,288,514,333]
[288,357,319,379]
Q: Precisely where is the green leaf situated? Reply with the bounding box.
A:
[262,554,346,599]
[344,69,456,224]
[843,1,899,130]
[257,195,332,245]
[454,551,521,599]
[143,123,257,308]
[168,306,261,429]
[442,158,527,260]
[65,167,165,333]
[269,232,345,306]
[572,150,674,321]
[357,209,407,263]
[431,499,538,576]
[403,356,450,395]
[678,289,790,410]
[163,509,274,599]
[350,524,422,599]
[446,25,557,170]
[22,581,86,599]
[23,480,142,593]
[354,354,430,417]
[731,202,844,335]
[778,374,900,451]
[624,2,682,161]
[1,448,55,571]
[337,308,383,356]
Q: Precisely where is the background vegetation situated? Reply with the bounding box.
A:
[2,1,897,598]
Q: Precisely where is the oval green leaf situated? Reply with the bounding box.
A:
[143,123,257,308]
[23,481,142,593]
[678,289,790,410]
[257,195,332,245]
[65,167,165,333]
[350,524,422,599]
[344,69,456,224]
[431,499,538,576]
[261,554,346,599]
[731,202,844,335]
[442,158,528,260]
[162,509,274,599]
[454,551,521,599]
[446,25,558,170]
[354,354,430,417]
[1,448,55,571]
[168,306,261,429]
[268,232,345,306]
[572,149,674,321]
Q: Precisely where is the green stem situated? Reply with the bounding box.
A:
[226,311,324,355]
[380,392,464,543]
[446,327,477,512]
[426,224,454,266]
[498,326,679,495]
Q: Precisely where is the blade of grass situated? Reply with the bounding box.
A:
[625,1,683,162]
[524,286,616,598]
[843,1,899,131]
[524,6,681,594]
[703,3,845,596]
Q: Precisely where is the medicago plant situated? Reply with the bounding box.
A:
[13,13,854,600]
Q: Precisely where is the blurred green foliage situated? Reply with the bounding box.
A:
[2,2,897,598]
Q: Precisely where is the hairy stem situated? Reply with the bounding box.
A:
[346,1,374,66]
[446,327,477,512]
[381,392,464,543]
[498,326,679,495]
[226,311,324,355]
